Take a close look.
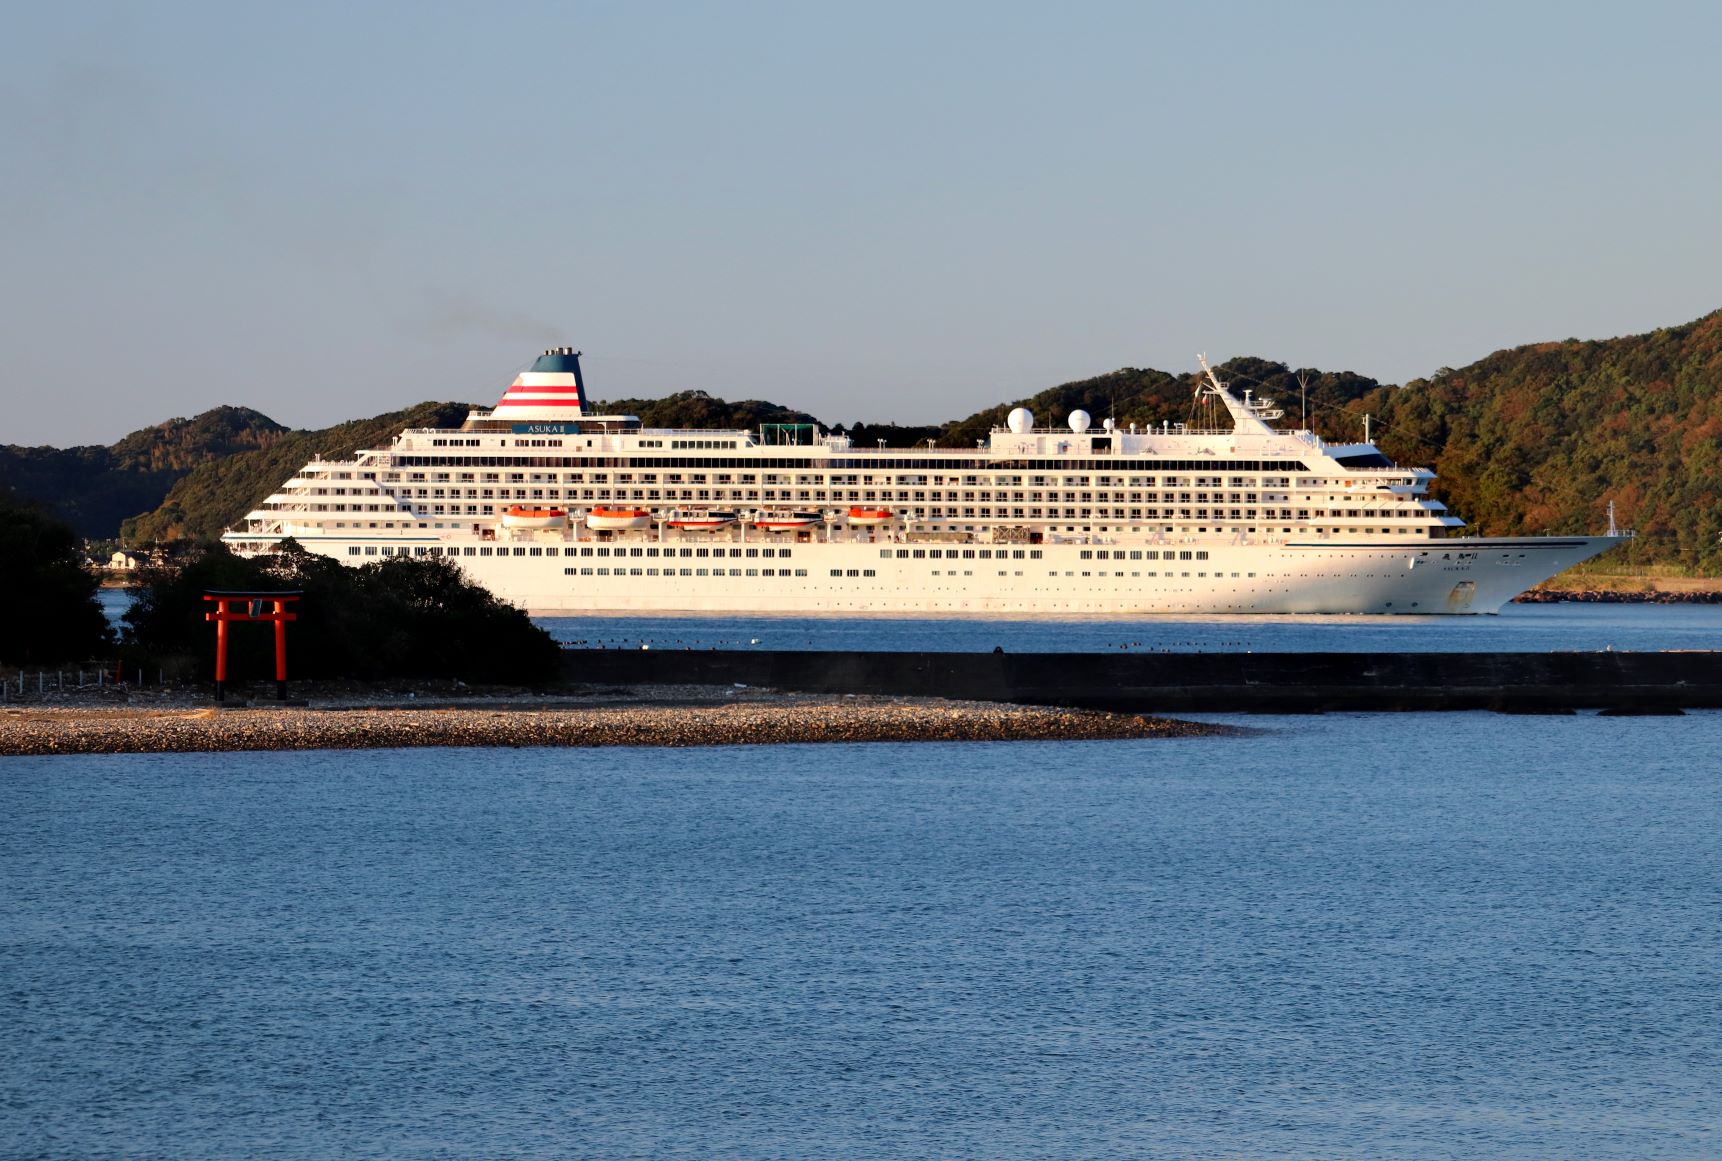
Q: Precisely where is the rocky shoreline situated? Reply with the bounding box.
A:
[1515,589,1722,604]
[0,686,1225,755]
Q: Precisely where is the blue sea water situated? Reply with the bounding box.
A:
[95,588,132,630]
[540,602,1722,654]
[4,713,1721,1158]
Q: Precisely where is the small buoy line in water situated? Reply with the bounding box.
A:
[561,637,774,650]
[560,636,1257,652]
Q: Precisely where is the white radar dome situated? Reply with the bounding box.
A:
[1102,417,1116,432]
[1006,407,1033,434]
[1068,409,1092,433]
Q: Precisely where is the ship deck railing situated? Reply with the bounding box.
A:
[637,428,757,437]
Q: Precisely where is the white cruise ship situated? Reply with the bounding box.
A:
[222,349,1623,614]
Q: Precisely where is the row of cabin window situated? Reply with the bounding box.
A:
[389,455,1314,473]
[333,549,1253,582]
[874,547,1213,561]
[870,566,1262,580]
[327,469,1323,488]
[877,548,1043,560]
[919,569,1261,580]
[383,484,1348,501]
[391,483,1318,496]
[562,567,812,577]
[289,466,1407,492]
[346,546,793,559]
[570,545,791,558]
[1050,570,1257,579]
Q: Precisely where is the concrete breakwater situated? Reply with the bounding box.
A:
[566,649,1722,713]
[0,695,1218,756]
[1516,589,1722,604]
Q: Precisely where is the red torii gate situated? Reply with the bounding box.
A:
[203,590,301,702]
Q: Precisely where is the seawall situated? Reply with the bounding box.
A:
[1516,590,1722,604]
[563,649,1722,712]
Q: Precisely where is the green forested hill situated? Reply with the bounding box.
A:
[106,406,288,471]
[922,319,1722,571]
[933,358,1386,449]
[0,406,286,539]
[589,389,822,432]
[19,310,1722,570]
[1335,311,1722,572]
[590,389,942,448]
[121,401,474,544]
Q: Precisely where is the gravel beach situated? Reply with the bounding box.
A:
[0,685,1223,755]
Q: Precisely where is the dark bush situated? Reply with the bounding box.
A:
[0,494,112,664]
[124,541,563,684]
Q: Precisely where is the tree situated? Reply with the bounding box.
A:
[0,494,112,664]
[124,541,564,685]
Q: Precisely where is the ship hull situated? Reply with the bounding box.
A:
[224,533,1620,615]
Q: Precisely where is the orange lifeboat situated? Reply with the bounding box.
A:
[847,506,894,526]
[584,506,653,531]
[501,506,568,530]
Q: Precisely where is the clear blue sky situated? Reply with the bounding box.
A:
[5,0,1720,445]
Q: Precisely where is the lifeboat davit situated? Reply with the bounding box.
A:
[584,506,653,531]
[668,509,738,531]
[847,506,895,526]
[753,509,822,531]
[501,506,568,530]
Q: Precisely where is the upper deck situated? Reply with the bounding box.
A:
[367,422,1428,483]
[324,346,1430,481]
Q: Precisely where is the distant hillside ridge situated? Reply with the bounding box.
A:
[115,359,1384,546]
[122,401,474,544]
[588,389,823,433]
[0,406,287,539]
[25,307,1722,571]
[589,389,944,450]
[933,358,1386,449]
[1335,310,1722,573]
[596,362,1386,449]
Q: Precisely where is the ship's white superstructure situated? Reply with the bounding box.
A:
[222,349,1624,614]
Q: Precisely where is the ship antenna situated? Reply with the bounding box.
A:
[1188,355,1204,429]
[1296,372,1310,431]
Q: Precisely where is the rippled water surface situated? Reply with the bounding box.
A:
[541,601,1722,654]
[5,714,1721,1157]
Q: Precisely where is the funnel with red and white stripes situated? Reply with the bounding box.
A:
[490,347,587,419]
